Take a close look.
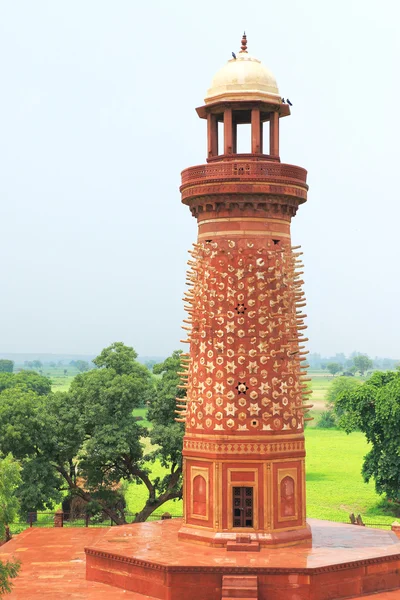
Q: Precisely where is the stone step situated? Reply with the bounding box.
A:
[222,575,258,598]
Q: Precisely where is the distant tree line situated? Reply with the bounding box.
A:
[0,360,14,373]
[324,354,374,377]
[309,352,399,372]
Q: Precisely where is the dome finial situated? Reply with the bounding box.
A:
[240,31,248,53]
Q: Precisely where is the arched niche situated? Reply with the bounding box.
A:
[280,475,295,518]
[192,474,207,517]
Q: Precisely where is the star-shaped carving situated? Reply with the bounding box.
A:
[259,382,270,394]
[225,321,235,333]
[225,361,237,374]
[248,361,258,374]
[235,304,247,314]
[214,382,225,395]
[257,341,268,352]
[248,403,261,416]
[236,269,244,280]
[272,402,280,415]
[199,342,206,354]
[206,361,215,374]
[256,271,265,280]
[224,403,238,416]
[235,382,248,395]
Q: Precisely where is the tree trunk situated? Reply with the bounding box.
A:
[57,465,127,526]
[133,468,182,523]
[133,490,181,523]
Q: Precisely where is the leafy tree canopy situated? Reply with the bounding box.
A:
[0,343,184,524]
[326,362,342,376]
[0,361,13,374]
[352,354,373,376]
[326,376,362,411]
[336,370,400,502]
[74,360,91,373]
[0,371,51,396]
[0,454,21,596]
[93,342,138,375]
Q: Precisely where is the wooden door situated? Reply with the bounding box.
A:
[233,486,253,527]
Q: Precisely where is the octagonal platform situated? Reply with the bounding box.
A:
[85,518,400,600]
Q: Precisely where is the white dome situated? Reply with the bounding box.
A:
[205,44,280,106]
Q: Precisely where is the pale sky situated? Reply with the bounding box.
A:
[0,0,399,358]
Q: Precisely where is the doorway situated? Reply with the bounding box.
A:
[233,487,253,527]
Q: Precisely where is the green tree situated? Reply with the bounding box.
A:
[326,362,341,377]
[31,360,42,370]
[74,360,90,373]
[326,376,362,411]
[0,362,13,374]
[0,371,51,396]
[353,354,373,376]
[0,454,21,596]
[336,370,400,502]
[0,343,182,524]
[139,350,185,521]
[317,376,362,429]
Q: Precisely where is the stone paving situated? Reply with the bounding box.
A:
[2,522,400,599]
[0,527,157,599]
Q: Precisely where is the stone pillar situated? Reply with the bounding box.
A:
[224,108,233,155]
[207,114,218,158]
[251,108,261,153]
[54,509,64,528]
[232,121,237,153]
[270,111,279,157]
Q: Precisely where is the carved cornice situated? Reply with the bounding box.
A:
[86,547,400,575]
[187,193,299,218]
[183,438,305,456]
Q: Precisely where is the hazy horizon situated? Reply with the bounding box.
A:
[1,0,399,358]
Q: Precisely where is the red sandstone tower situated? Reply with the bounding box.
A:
[177,33,312,547]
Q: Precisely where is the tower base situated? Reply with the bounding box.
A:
[85,518,400,600]
[177,522,312,548]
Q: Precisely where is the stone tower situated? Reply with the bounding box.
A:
[177,34,312,547]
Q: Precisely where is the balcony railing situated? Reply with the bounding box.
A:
[181,160,307,187]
